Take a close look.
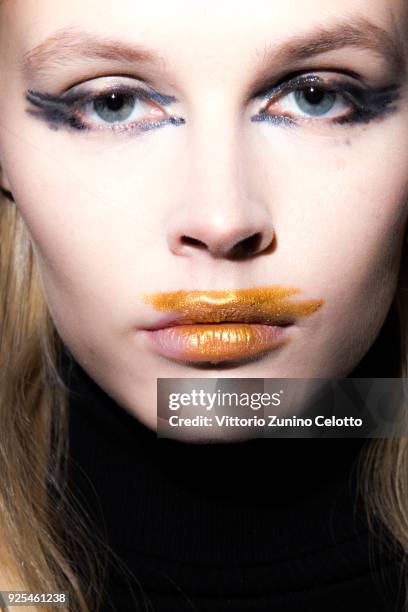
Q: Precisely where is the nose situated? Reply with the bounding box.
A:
[166,122,275,261]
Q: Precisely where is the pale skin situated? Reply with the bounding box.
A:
[0,0,407,432]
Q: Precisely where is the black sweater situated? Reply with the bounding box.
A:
[64,355,404,612]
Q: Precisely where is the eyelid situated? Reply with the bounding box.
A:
[253,74,349,123]
[257,74,358,109]
[26,79,185,134]
[34,81,178,110]
[257,73,325,100]
[252,72,401,127]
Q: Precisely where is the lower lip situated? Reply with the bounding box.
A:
[144,323,290,363]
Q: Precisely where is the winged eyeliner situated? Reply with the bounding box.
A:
[25,75,401,132]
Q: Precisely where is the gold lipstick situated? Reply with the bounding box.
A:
[142,286,323,363]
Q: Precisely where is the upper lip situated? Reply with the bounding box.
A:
[143,313,295,331]
[140,287,319,331]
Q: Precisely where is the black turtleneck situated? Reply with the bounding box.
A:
[63,341,404,611]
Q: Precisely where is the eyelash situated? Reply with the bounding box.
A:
[26,73,400,135]
[26,84,186,134]
[253,74,400,127]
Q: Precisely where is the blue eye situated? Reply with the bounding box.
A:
[87,91,170,127]
[294,87,337,117]
[270,84,350,121]
[93,92,138,123]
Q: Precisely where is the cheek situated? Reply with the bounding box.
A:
[252,119,408,374]
[0,128,180,345]
[282,117,407,269]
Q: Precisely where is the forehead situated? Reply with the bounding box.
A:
[0,0,407,99]
[3,0,406,51]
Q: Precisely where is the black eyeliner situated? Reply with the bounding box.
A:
[25,86,184,132]
[256,74,323,100]
[27,85,178,107]
[26,93,86,130]
[251,74,402,126]
[333,84,401,124]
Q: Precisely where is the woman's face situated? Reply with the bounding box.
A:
[0,0,407,430]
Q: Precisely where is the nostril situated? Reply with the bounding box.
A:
[181,236,207,249]
[177,231,271,259]
[230,233,262,258]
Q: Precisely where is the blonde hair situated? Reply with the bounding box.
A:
[1,195,408,611]
[0,196,104,610]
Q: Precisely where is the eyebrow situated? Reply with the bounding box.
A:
[21,27,167,80]
[254,17,406,85]
[22,17,405,84]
